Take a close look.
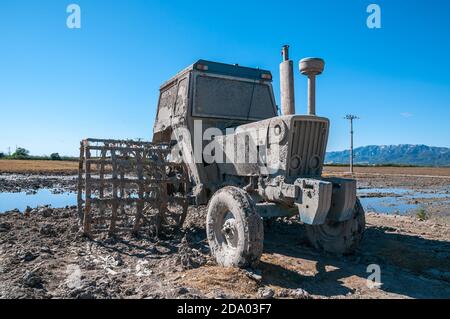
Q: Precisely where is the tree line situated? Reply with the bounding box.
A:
[0,147,77,161]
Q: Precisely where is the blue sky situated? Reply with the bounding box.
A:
[0,0,449,156]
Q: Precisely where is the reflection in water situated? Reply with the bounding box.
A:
[0,186,448,215]
[0,189,77,213]
[358,187,450,215]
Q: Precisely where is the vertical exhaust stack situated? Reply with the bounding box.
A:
[299,58,324,115]
[280,45,295,115]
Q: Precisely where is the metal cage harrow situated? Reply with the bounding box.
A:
[77,138,188,237]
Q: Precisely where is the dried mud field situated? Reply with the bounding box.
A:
[0,160,78,175]
[0,165,449,299]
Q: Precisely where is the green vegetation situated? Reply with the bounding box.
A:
[1,147,77,161]
[416,208,430,221]
[11,147,30,159]
[50,153,62,161]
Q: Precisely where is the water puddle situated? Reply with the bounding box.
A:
[1,185,449,216]
[0,189,77,213]
[357,187,450,215]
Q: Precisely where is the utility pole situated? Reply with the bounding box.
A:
[344,115,359,174]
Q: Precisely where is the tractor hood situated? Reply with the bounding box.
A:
[214,115,330,179]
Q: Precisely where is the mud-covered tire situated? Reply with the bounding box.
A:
[305,198,366,255]
[206,186,263,268]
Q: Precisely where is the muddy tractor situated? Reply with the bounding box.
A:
[78,46,365,268]
[150,45,366,267]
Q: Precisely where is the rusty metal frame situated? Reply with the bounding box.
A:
[77,138,188,237]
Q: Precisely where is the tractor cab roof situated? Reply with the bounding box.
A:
[160,59,273,90]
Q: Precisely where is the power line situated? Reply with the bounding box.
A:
[344,114,359,174]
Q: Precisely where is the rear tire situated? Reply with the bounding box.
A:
[206,186,263,268]
[305,198,365,255]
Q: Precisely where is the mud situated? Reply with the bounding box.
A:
[0,206,211,299]
[0,174,77,194]
[1,203,449,299]
[1,170,449,299]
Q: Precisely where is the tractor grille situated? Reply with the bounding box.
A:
[287,118,329,177]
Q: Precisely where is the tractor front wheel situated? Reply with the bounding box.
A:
[206,186,264,268]
[304,198,366,255]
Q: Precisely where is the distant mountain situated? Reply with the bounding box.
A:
[325,144,450,166]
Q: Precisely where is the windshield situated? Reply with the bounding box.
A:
[193,75,276,120]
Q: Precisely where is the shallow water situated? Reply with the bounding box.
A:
[0,189,77,212]
[0,186,449,215]
[358,187,450,198]
[358,196,418,215]
[357,187,450,215]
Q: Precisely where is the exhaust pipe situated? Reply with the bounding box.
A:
[299,57,324,115]
[280,45,295,115]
